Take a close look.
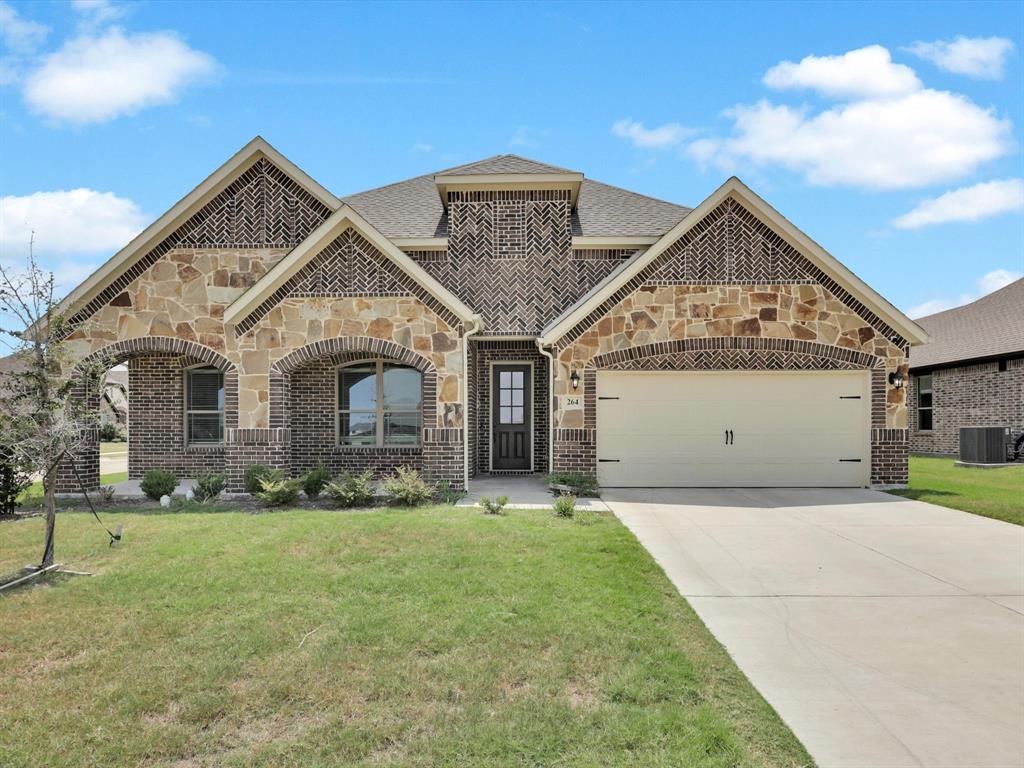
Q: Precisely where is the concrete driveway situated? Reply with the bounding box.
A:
[605,488,1024,768]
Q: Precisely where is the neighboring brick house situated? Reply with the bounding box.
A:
[54,137,927,493]
[908,279,1024,457]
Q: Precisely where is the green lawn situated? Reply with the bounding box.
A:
[19,471,128,503]
[101,441,128,455]
[889,455,1024,526]
[0,506,811,768]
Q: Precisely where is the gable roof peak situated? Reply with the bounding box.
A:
[437,154,581,178]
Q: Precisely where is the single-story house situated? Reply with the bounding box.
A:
[908,278,1023,456]
[52,137,926,493]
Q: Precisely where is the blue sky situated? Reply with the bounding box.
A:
[0,0,1021,319]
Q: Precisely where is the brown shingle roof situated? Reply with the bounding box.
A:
[909,278,1024,369]
[341,155,691,239]
[440,154,579,176]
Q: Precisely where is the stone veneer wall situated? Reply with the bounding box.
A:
[550,284,909,486]
[547,196,912,487]
[908,358,1024,456]
[59,206,468,489]
[469,340,549,475]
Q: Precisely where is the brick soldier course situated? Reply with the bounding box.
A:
[54,137,927,492]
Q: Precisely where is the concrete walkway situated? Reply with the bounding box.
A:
[604,487,1024,768]
[457,475,609,511]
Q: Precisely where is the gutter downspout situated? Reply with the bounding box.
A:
[462,315,484,490]
[535,339,555,475]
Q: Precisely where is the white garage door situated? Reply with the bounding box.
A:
[596,371,871,487]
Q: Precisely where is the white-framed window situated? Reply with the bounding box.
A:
[337,361,422,447]
[916,373,933,431]
[185,366,225,445]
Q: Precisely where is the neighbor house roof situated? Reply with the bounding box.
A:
[909,278,1024,370]
[342,158,691,240]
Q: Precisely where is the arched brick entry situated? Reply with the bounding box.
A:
[269,336,438,430]
[57,337,238,493]
[267,336,463,486]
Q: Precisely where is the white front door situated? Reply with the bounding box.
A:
[596,371,871,487]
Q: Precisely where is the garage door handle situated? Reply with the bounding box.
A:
[598,459,620,463]
[839,458,862,462]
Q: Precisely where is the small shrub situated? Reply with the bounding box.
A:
[302,463,331,500]
[244,464,274,495]
[546,472,599,497]
[382,467,435,506]
[480,495,509,515]
[254,475,302,506]
[435,479,464,505]
[140,469,178,501]
[553,493,576,518]
[324,470,376,508]
[99,422,126,442]
[98,485,116,503]
[193,472,226,503]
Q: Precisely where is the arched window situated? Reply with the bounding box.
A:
[337,361,422,447]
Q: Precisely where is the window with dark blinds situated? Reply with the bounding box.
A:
[186,367,224,444]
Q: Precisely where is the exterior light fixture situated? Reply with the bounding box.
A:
[888,371,905,390]
[570,369,580,390]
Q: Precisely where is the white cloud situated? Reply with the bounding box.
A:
[906,36,1014,79]
[412,142,433,153]
[764,45,921,99]
[510,126,542,148]
[23,28,217,124]
[892,178,1024,229]
[0,1,48,55]
[688,88,1012,189]
[906,268,1022,318]
[71,0,126,26]
[612,118,692,149]
[0,189,147,257]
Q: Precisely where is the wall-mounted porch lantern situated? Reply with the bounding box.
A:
[570,369,580,390]
[888,371,905,390]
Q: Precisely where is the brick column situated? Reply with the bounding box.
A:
[225,428,291,492]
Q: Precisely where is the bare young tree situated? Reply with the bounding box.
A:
[0,237,108,566]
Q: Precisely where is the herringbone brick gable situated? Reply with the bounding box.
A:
[69,158,332,328]
[415,190,633,335]
[234,228,461,336]
[563,197,907,349]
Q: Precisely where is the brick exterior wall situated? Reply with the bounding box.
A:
[286,355,425,479]
[548,196,912,487]
[469,340,550,475]
[909,357,1024,456]
[127,354,226,479]
[411,191,635,335]
[54,147,914,493]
